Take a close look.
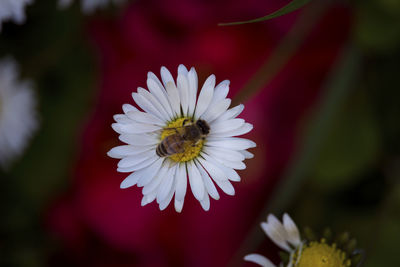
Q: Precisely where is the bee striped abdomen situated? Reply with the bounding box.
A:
[156,134,185,157]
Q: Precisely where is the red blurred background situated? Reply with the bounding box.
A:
[44,0,351,266]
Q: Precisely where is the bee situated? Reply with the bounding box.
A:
[156,119,210,158]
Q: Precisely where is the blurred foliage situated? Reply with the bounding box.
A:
[312,89,381,190]
[283,0,400,266]
[0,0,96,266]
[354,0,400,54]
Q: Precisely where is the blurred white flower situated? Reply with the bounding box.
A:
[0,0,33,31]
[0,57,38,169]
[58,0,127,14]
[108,65,255,212]
[244,213,355,267]
[245,213,301,267]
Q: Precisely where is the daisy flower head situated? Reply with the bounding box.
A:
[108,65,256,212]
[0,0,33,31]
[58,0,127,14]
[0,57,38,169]
[244,213,363,267]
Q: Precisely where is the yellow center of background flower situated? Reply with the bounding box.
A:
[161,117,204,162]
[295,240,351,267]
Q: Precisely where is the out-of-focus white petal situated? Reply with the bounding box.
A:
[0,57,38,169]
[59,0,127,14]
[261,214,291,252]
[283,213,301,247]
[244,254,276,267]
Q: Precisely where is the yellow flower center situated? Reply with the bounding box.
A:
[295,240,351,267]
[160,117,204,162]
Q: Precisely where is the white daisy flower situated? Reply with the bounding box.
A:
[0,57,38,169]
[244,213,358,267]
[108,65,256,212]
[58,0,126,14]
[244,213,301,267]
[0,0,33,31]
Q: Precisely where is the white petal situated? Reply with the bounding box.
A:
[160,66,175,88]
[107,145,154,159]
[126,110,165,126]
[200,98,231,123]
[196,161,220,200]
[132,92,165,121]
[136,157,164,187]
[178,64,188,75]
[283,213,301,247]
[122,104,138,114]
[142,164,168,195]
[211,155,246,170]
[211,123,253,138]
[177,73,190,116]
[113,114,132,124]
[187,161,205,201]
[159,184,175,210]
[240,150,254,159]
[117,156,158,173]
[210,118,244,134]
[156,164,177,203]
[206,137,256,150]
[147,71,164,90]
[201,153,241,181]
[194,74,215,119]
[261,214,291,252]
[174,199,184,213]
[175,163,187,201]
[199,191,210,211]
[203,146,245,162]
[213,179,235,196]
[147,77,174,119]
[197,156,228,181]
[119,133,159,146]
[141,192,157,206]
[214,104,244,123]
[119,172,141,189]
[187,67,198,116]
[210,80,229,105]
[137,88,169,121]
[114,122,161,134]
[117,150,156,168]
[244,254,276,267]
[165,81,181,116]
[214,163,241,182]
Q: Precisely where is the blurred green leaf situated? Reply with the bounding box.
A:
[219,0,311,26]
[354,0,400,54]
[364,184,400,267]
[311,89,381,189]
[0,0,95,265]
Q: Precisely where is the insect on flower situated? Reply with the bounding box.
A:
[108,65,256,212]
